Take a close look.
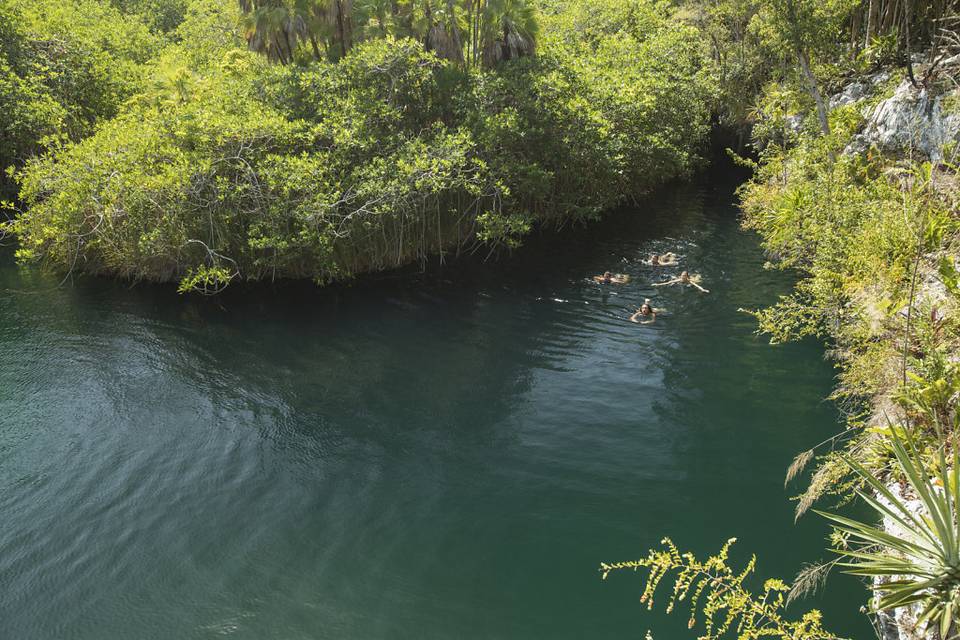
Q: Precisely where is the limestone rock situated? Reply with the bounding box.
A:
[785,113,803,133]
[830,81,869,108]
[845,79,960,161]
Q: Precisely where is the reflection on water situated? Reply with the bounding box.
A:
[0,164,871,639]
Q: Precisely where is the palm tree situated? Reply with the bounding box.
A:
[421,0,464,64]
[466,0,537,68]
[238,0,538,67]
[327,0,355,59]
[239,0,354,63]
[239,0,308,64]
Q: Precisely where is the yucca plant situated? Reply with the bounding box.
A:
[817,425,960,640]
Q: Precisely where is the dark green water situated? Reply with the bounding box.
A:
[1,166,872,639]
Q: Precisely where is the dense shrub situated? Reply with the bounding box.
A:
[9,0,716,291]
[0,0,160,198]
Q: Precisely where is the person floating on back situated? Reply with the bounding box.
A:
[644,252,678,267]
[630,298,663,324]
[652,270,709,293]
[593,271,629,284]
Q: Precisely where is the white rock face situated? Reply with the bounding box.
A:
[845,79,960,161]
[830,81,869,108]
[785,113,803,133]
[875,482,937,640]
[870,71,893,86]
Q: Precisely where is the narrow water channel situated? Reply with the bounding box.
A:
[0,163,871,639]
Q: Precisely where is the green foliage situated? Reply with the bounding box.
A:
[749,0,858,60]
[177,264,237,294]
[111,0,190,33]
[735,35,960,547]
[600,538,841,639]
[8,0,715,291]
[0,0,160,196]
[741,51,960,634]
[741,130,955,350]
[693,0,780,130]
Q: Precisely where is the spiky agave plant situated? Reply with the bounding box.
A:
[817,426,960,640]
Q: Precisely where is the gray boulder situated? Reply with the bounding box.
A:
[845,79,960,161]
[830,81,869,108]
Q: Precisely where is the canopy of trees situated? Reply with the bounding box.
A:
[0,0,715,292]
[3,0,949,292]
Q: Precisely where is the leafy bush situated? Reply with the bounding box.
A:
[9,0,716,292]
[0,0,160,197]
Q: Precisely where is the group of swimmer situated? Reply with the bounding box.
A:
[592,252,709,324]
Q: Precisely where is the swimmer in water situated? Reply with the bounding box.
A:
[630,299,663,324]
[593,271,630,284]
[643,252,678,266]
[652,270,709,293]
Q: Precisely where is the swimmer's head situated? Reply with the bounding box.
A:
[680,270,690,280]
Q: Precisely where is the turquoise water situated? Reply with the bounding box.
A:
[0,166,872,638]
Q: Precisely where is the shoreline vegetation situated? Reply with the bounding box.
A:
[6,1,960,639]
[0,0,714,294]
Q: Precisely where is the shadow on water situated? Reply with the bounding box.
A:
[0,160,873,639]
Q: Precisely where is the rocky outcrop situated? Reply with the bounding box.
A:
[829,80,870,109]
[829,71,890,109]
[845,79,960,161]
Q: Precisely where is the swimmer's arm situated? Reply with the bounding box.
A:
[612,275,629,284]
[592,275,604,283]
[651,279,676,287]
[691,282,710,293]
[629,311,642,323]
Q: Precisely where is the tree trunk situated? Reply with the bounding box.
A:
[282,25,296,63]
[850,1,862,56]
[445,0,465,65]
[423,0,434,30]
[798,48,831,139]
[880,0,897,34]
[273,35,289,65]
[866,0,879,46]
[473,0,482,67]
[903,0,917,86]
[466,0,473,66]
[342,0,353,51]
[335,0,348,58]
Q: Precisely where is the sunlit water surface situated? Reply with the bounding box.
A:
[0,165,872,639]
